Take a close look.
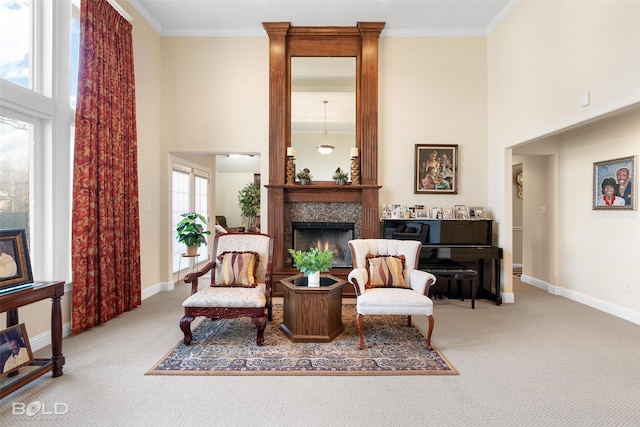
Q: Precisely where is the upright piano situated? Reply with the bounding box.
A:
[382,218,502,304]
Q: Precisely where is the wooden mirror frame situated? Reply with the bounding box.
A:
[263,22,385,274]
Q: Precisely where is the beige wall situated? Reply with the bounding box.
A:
[488,0,640,313]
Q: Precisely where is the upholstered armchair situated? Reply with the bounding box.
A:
[180,232,273,346]
[215,215,245,233]
[347,239,437,350]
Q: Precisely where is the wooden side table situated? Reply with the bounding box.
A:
[279,273,346,342]
[1,281,65,399]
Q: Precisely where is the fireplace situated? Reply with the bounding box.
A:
[292,222,354,268]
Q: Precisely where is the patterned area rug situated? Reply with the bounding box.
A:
[147,305,457,376]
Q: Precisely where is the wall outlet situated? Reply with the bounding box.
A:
[624,281,632,293]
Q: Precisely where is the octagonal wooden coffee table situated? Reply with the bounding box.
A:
[280,273,346,343]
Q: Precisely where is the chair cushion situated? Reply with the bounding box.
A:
[214,251,259,287]
[366,254,410,289]
[183,284,267,308]
[357,288,433,316]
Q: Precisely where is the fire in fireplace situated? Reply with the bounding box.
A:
[292,222,354,268]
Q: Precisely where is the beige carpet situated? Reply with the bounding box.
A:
[147,305,457,376]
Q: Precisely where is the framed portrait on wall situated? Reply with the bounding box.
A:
[414,144,458,194]
[592,155,636,210]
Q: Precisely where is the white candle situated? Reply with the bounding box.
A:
[350,147,359,158]
[287,147,296,157]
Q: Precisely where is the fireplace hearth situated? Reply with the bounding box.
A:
[292,222,354,268]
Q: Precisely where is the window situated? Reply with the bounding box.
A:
[0,0,32,89]
[171,161,210,274]
[0,1,76,281]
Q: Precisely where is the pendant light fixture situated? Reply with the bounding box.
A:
[316,100,334,155]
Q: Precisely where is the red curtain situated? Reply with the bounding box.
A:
[71,0,141,333]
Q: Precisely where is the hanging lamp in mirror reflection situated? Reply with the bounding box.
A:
[316,100,334,155]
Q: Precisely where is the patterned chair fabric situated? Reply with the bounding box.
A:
[347,239,437,350]
[180,232,273,346]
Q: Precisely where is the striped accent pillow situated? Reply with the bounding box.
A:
[365,254,409,289]
[214,251,259,287]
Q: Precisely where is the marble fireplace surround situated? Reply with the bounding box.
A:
[284,202,361,268]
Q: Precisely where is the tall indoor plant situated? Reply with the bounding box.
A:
[238,182,261,230]
[176,212,211,255]
[288,247,333,287]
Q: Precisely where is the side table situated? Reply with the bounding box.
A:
[1,281,65,399]
[280,273,346,342]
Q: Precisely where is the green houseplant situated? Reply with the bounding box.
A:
[296,168,312,184]
[238,182,261,229]
[176,212,211,255]
[332,167,349,185]
[288,247,333,286]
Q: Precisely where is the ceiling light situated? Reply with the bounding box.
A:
[316,100,334,155]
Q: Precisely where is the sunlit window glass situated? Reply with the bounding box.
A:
[70,3,79,108]
[0,0,32,88]
[0,116,31,233]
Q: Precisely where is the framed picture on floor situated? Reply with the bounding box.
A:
[414,144,458,194]
[1,323,34,376]
[592,155,636,210]
[0,229,34,293]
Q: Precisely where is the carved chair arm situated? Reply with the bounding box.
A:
[184,261,216,295]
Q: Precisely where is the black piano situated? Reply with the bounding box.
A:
[382,218,502,304]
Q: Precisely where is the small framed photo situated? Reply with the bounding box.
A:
[442,207,453,219]
[414,144,458,194]
[432,207,442,219]
[454,208,468,220]
[0,229,33,293]
[593,155,636,210]
[474,207,486,219]
[416,209,431,219]
[1,323,34,376]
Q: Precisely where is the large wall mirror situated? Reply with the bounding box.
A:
[291,57,355,181]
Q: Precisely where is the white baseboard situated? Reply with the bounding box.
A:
[521,274,640,326]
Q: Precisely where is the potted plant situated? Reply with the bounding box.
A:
[238,182,260,229]
[288,247,333,287]
[332,167,349,185]
[176,212,211,255]
[296,168,312,184]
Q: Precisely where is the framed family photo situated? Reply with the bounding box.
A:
[1,323,34,376]
[592,155,636,210]
[0,229,33,292]
[414,144,458,194]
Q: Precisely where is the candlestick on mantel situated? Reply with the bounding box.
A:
[287,146,296,157]
[350,147,359,158]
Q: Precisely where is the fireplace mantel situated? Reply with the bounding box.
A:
[263,22,384,276]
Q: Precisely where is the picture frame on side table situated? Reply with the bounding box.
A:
[592,155,636,210]
[474,207,486,219]
[442,207,453,219]
[1,323,34,376]
[432,207,442,219]
[0,229,34,294]
[415,209,431,219]
[414,144,458,194]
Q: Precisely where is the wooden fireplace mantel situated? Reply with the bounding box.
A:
[263,22,385,275]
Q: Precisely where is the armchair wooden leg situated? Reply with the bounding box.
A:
[407,315,412,327]
[425,314,435,351]
[251,315,267,346]
[357,313,365,350]
[180,315,195,345]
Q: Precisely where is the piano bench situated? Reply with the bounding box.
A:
[421,258,478,309]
